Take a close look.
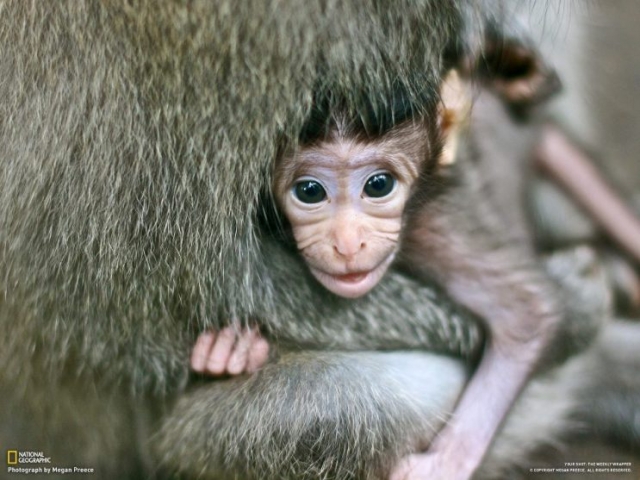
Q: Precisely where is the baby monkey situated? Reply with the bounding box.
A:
[278,73,559,480]
[191,71,562,480]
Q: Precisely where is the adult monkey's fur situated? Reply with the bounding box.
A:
[0,0,477,391]
[0,1,632,479]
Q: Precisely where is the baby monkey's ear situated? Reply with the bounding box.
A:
[438,70,472,167]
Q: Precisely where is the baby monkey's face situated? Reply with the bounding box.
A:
[275,123,426,298]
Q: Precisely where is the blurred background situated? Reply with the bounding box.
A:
[523,2,640,478]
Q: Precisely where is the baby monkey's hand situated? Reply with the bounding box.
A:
[190,326,270,376]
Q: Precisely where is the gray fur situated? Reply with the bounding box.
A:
[0,1,485,478]
[156,246,612,480]
[0,0,477,394]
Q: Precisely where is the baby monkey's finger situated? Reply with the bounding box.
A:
[226,327,254,375]
[190,331,216,373]
[247,332,270,372]
[205,327,236,375]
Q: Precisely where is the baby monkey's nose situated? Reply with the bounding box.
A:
[333,236,366,259]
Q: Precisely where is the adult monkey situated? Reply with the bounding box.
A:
[0,2,636,480]
[0,3,504,479]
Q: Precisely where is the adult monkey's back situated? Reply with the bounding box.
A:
[0,2,614,480]
[0,2,486,478]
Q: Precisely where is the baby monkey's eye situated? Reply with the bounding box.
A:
[293,180,327,204]
[363,173,395,198]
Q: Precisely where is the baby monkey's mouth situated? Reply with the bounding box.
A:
[308,252,397,299]
[334,271,369,283]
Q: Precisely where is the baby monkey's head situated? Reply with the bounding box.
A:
[274,72,469,298]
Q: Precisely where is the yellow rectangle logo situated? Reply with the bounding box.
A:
[7,450,18,465]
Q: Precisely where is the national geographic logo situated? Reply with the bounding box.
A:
[6,449,96,476]
[6,450,51,465]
